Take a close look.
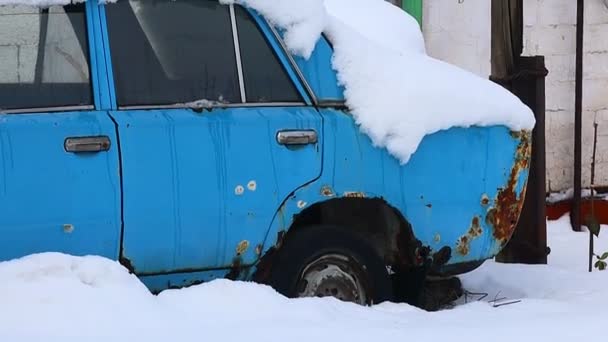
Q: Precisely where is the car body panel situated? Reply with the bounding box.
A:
[260,110,530,268]
[0,111,122,261]
[112,107,323,275]
[0,1,532,293]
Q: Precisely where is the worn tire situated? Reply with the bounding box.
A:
[267,225,393,305]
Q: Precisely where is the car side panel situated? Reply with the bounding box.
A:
[0,112,121,261]
[113,107,322,275]
[260,109,530,268]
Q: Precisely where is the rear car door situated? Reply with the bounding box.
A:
[0,3,121,260]
[103,0,322,275]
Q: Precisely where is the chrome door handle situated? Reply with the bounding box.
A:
[64,136,111,153]
[277,130,318,145]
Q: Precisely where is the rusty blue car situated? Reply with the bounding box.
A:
[0,0,530,305]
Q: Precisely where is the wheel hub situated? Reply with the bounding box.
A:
[296,254,368,304]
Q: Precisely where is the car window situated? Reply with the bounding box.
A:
[234,6,302,103]
[105,0,240,107]
[0,4,92,111]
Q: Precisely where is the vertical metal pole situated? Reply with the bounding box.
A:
[572,0,584,232]
[589,122,597,272]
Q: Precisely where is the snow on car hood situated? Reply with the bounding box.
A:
[223,0,536,163]
[3,0,536,164]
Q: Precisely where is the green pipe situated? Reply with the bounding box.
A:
[402,0,422,26]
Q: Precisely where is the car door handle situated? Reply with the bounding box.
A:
[277,130,318,145]
[64,136,111,153]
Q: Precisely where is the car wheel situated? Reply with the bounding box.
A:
[268,225,393,305]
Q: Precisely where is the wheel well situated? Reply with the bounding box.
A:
[254,197,429,285]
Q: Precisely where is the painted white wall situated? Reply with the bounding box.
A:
[523,0,608,192]
[422,0,491,77]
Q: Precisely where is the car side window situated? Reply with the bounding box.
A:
[105,0,240,107]
[0,4,92,111]
[234,6,302,103]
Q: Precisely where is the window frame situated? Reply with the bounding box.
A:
[0,3,96,115]
[104,2,316,111]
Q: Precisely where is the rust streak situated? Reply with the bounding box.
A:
[487,131,532,245]
[456,216,483,256]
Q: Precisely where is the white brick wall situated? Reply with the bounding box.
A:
[523,0,608,191]
[422,0,491,77]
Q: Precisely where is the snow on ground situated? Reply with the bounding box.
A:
[1,214,607,341]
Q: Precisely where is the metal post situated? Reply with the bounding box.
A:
[572,0,584,232]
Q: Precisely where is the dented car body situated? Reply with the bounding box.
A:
[0,0,530,298]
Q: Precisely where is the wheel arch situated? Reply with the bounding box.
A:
[252,189,448,284]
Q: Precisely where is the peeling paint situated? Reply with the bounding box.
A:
[247,180,257,191]
[236,240,250,256]
[481,194,490,207]
[235,185,244,195]
[62,224,74,233]
[433,233,441,243]
[321,185,335,197]
[297,200,307,209]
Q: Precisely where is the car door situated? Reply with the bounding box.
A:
[103,0,322,275]
[0,3,121,261]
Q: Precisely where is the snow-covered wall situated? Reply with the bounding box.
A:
[523,0,608,192]
[422,0,491,77]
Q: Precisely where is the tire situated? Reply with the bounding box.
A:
[267,225,393,305]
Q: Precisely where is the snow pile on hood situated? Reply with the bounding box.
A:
[323,0,426,55]
[226,0,536,163]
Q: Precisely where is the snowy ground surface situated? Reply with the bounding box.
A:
[1,214,607,341]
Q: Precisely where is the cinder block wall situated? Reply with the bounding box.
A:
[523,0,608,192]
[422,0,491,77]
[0,7,41,83]
[0,6,89,85]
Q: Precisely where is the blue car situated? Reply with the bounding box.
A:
[0,0,530,305]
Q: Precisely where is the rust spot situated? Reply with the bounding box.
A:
[488,130,532,245]
[456,236,470,256]
[456,216,483,256]
[321,185,335,197]
[236,240,250,256]
[469,217,482,237]
[481,194,490,206]
[252,231,285,283]
[226,257,242,280]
